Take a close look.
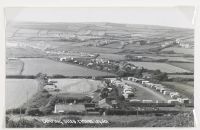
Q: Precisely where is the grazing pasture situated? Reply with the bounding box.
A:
[5,79,39,109]
[21,58,114,76]
[129,62,190,73]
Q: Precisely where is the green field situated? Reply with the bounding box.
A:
[129,62,190,73]
[20,58,115,76]
[5,79,39,109]
[53,78,105,94]
[161,47,193,55]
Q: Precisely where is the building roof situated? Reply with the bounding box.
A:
[55,104,86,112]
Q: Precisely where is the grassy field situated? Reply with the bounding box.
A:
[52,78,105,94]
[169,62,194,72]
[161,47,193,55]
[21,58,115,76]
[98,53,125,61]
[6,59,24,75]
[5,79,39,109]
[129,62,190,73]
[6,47,45,58]
[168,74,194,79]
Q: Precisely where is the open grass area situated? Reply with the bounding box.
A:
[161,47,193,55]
[5,79,39,109]
[53,78,105,94]
[21,58,115,76]
[129,61,190,73]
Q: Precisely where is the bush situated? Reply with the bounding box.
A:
[26,108,43,116]
[6,108,26,114]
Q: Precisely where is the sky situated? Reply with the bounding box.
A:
[5,7,195,28]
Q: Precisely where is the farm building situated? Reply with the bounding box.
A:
[167,100,179,104]
[142,100,153,103]
[177,98,190,104]
[54,104,86,113]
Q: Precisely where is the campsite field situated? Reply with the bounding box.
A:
[128,62,190,73]
[161,82,194,100]
[5,79,39,109]
[53,78,105,94]
[20,58,115,76]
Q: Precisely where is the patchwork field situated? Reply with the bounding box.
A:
[161,47,193,55]
[21,58,114,76]
[6,47,45,58]
[129,62,190,73]
[98,53,125,61]
[53,78,105,94]
[5,79,39,109]
[168,74,194,79]
[6,59,24,75]
[169,62,194,72]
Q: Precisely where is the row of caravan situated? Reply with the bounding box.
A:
[127,77,190,104]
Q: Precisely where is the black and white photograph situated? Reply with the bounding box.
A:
[4,7,195,127]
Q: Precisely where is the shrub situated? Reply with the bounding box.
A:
[26,108,43,116]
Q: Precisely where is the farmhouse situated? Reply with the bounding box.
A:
[54,104,86,113]
[167,100,179,104]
